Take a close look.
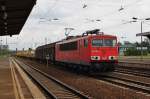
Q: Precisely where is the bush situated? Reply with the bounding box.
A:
[0,49,10,56]
[124,48,148,56]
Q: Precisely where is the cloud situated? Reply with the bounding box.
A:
[4,0,150,50]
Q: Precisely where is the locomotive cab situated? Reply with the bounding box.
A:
[90,36,118,62]
[81,29,118,71]
[88,35,118,71]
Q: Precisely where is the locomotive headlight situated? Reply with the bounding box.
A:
[91,56,100,60]
[109,56,117,60]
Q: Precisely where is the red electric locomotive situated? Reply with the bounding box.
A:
[55,29,118,72]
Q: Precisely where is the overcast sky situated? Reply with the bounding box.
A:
[2,0,150,50]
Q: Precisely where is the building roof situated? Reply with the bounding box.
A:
[0,0,36,36]
[136,32,150,39]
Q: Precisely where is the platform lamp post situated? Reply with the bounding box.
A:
[132,17,150,61]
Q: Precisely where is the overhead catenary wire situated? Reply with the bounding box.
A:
[102,17,150,32]
[102,19,137,31]
[39,0,60,22]
[80,0,143,26]
[84,0,146,33]
[118,0,124,11]
[81,0,87,8]
[40,0,142,23]
[37,0,146,33]
[143,22,150,26]
[98,0,142,19]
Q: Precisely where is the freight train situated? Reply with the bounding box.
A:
[35,29,119,72]
[16,50,35,58]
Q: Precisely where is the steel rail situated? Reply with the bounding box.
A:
[91,73,150,94]
[13,58,89,99]
[118,61,150,70]
[115,66,150,78]
[99,77,150,94]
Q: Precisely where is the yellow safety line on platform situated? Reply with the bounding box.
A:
[12,58,46,99]
[9,58,24,99]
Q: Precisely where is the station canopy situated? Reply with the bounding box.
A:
[136,32,150,39]
[0,0,36,36]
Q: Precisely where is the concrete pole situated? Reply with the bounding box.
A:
[141,21,143,61]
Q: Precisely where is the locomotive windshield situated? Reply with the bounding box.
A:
[92,39,116,47]
[92,39,103,46]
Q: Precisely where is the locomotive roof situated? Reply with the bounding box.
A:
[57,34,117,44]
[36,33,117,50]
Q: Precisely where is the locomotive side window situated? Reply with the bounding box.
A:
[92,39,103,47]
[84,39,88,47]
[59,41,77,51]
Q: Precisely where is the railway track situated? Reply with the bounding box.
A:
[13,58,89,99]
[92,71,150,94]
[117,61,150,77]
[118,61,150,70]
[15,57,150,96]
[91,62,150,94]
[115,67,150,78]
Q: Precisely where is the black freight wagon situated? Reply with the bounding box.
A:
[35,42,56,62]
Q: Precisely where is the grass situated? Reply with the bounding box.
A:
[0,54,10,59]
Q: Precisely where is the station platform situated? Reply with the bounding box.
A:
[0,57,15,99]
[0,57,46,99]
[119,56,150,64]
